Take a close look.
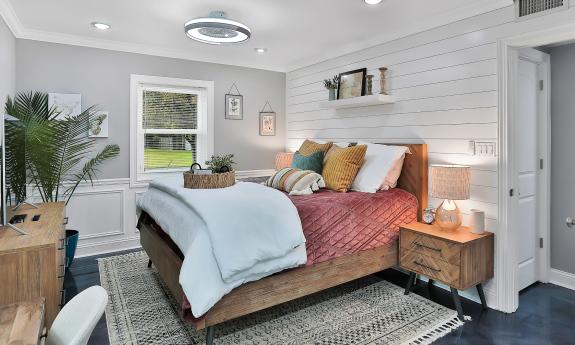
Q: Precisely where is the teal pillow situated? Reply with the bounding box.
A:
[291,151,324,174]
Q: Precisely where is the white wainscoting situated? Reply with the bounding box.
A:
[58,169,276,258]
[286,4,575,311]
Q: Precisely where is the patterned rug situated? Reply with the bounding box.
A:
[98,251,465,345]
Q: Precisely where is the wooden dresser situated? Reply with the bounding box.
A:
[0,203,66,327]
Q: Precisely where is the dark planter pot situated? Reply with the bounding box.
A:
[65,230,79,268]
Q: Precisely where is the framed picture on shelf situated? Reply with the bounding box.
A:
[337,68,367,99]
[259,112,276,136]
[225,94,243,120]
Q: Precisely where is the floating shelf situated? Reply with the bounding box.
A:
[319,94,395,109]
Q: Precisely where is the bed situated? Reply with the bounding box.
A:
[137,143,427,344]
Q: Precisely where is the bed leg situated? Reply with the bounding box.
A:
[206,326,215,345]
[147,259,152,268]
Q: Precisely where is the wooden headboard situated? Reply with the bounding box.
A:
[383,144,428,221]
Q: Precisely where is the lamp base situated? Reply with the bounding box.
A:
[435,199,462,231]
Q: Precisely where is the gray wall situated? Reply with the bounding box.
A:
[15,40,286,178]
[0,16,15,116]
[550,43,575,275]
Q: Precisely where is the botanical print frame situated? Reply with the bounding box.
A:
[48,93,82,120]
[89,111,109,138]
[337,68,367,99]
[259,112,276,136]
[225,94,243,120]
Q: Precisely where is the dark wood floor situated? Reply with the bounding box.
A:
[66,250,575,345]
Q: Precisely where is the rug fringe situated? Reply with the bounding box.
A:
[404,315,470,345]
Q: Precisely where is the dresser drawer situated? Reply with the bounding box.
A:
[401,230,461,265]
[400,248,460,287]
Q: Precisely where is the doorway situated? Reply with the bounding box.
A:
[513,48,550,292]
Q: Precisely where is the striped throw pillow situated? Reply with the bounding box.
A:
[298,140,333,156]
[266,168,326,196]
[322,145,368,192]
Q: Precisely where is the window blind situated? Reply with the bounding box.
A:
[143,90,198,130]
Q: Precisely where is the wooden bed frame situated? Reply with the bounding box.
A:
[138,143,427,343]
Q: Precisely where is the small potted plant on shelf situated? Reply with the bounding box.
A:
[323,75,340,101]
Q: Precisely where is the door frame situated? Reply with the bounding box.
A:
[498,22,575,313]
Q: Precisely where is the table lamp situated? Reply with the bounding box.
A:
[429,165,470,231]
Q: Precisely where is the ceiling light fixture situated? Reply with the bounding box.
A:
[91,22,111,30]
[185,11,251,45]
[364,0,382,4]
[254,48,267,53]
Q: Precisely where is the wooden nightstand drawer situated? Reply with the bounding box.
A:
[400,230,461,265]
[400,248,460,286]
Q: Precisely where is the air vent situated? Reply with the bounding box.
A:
[516,0,567,19]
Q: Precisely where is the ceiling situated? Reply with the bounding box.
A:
[1,0,510,72]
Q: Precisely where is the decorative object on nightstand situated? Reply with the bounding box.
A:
[469,209,486,234]
[429,165,470,231]
[322,75,340,101]
[365,75,374,95]
[423,207,435,224]
[378,67,388,95]
[399,222,494,321]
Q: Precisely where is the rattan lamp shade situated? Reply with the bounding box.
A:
[429,165,470,200]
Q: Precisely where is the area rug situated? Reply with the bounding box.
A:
[98,251,465,345]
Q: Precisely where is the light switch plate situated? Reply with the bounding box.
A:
[474,141,497,157]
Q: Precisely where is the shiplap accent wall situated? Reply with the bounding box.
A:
[286,4,575,307]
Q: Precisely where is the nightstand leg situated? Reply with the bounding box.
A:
[428,279,434,287]
[147,259,152,268]
[404,272,416,295]
[476,283,488,310]
[450,288,465,321]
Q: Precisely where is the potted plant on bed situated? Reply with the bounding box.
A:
[5,92,120,267]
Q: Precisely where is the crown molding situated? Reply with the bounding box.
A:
[1,0,512,74]
[286,0,513,72]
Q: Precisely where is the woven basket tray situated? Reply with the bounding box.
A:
[183,170,236,189]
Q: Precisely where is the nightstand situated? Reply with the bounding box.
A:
[399,222,494,321]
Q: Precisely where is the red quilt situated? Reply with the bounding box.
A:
[288,188,418,265]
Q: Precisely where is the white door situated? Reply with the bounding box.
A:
[515,48,549,291]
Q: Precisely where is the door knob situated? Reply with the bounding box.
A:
[566,217,575,228]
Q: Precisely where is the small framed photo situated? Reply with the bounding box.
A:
[337,68,367,99]
[259,112,276,136]
[225,94,243,120]
[89,111,109,138]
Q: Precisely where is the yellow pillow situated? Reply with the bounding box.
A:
[298,140,332,156]
[322,145,368,192]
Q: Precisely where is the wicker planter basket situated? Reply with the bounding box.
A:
[183,170,236,189]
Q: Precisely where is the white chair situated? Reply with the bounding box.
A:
[46,286,108,345]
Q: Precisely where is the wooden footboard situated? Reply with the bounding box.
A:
[138,213,398,330]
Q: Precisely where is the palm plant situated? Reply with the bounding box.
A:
[5,92,120,205]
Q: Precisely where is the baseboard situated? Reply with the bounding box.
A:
[550,268,575,291]
[76,236,142,258]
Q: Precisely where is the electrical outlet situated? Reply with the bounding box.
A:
[468,141,476,155]
[474,141,497,157]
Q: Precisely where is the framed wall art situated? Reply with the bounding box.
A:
[259,101,276,136]
[48,93,82,120]
[337,68,367,99]
[225,83,243,120]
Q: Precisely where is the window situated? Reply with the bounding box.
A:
[130,75,214,186]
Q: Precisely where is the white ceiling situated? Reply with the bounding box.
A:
[0,0,510,72]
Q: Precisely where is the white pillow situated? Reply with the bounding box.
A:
[313,139,350,148]
[351,143,409,193]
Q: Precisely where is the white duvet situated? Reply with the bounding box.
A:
[137,176,307,317]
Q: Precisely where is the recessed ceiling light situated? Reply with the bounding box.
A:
[185,11,251,45]
[91,22,111,30]
[364,0,382,4]
[254,48,267,53]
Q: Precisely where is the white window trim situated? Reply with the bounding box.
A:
[130,74,214,188]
